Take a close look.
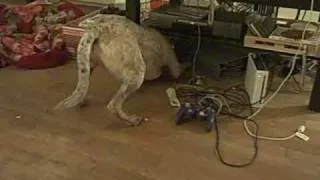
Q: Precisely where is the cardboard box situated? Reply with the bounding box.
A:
[62,2,126,53]
[62,2,103,53]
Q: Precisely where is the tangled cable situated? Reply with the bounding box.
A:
[175,84,259,167]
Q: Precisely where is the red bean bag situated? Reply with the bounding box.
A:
[58,1,85,18]
[1,31,69,70]
[14,49,68,69]
[0,0,83,70]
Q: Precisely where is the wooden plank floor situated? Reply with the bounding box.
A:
[0,62,319,180]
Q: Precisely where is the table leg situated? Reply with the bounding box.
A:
[300,52,307,88]
[309,65,320,112]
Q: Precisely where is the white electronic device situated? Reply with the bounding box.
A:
[245,53,269,108]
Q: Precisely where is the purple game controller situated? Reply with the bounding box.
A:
[176,102,216,132]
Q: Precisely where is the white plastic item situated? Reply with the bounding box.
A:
[166,87,181,107]
[295,132,310,141]
[298,125,307,133]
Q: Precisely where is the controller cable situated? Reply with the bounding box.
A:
[176,85,259,167]
[205,94,259,168]
[214,115,259,168]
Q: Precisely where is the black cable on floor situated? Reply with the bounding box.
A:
[214,85,259,167]
[214,116,259,168]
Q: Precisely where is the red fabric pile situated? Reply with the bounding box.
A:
[0,0,84,69]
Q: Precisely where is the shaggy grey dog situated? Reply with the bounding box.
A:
[54,14,185,126]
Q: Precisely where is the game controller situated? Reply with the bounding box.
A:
[176,102,217,132]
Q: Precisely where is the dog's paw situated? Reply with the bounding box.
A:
[126,115,148,126]
[78,99,89,108]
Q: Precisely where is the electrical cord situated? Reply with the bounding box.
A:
[201,94,259,167]
[214,117,259,168]
[295,9,301,20]
[176,84,252,116]
[212,89,259,167]
[176,84,259,167]
[191,0,202,81]
[243,0,315,141]
[291,75,304,92]
[302,10,307,20]
[199,95,224,114]
[192,24,201,79]
[208,0,215,25]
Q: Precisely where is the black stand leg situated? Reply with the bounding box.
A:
[169,0,182,6]
[126,0,140,24]
[309,66,320,112]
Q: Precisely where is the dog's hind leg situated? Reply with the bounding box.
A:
[106,69,145,126]
[90,61,98,75]
[107,76,144,126]
[101,35,146,126]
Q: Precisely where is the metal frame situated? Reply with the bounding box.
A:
[230,0,320,11]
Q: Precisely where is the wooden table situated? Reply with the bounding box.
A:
[244,23,320,87]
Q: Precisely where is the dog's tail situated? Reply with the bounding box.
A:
[54,30,99,110]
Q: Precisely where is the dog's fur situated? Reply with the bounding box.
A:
[54,14,184,125]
